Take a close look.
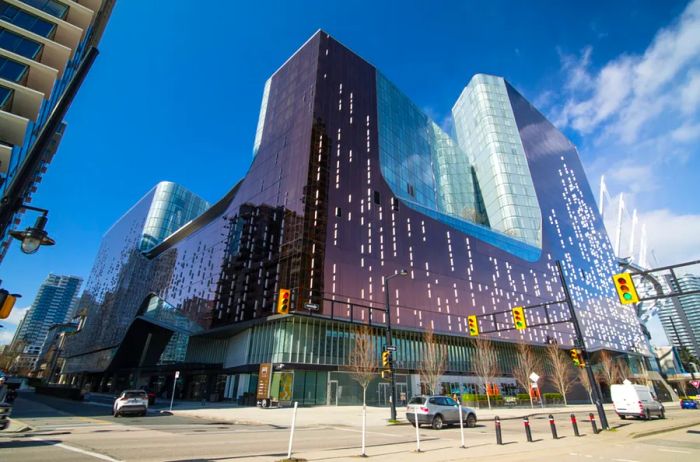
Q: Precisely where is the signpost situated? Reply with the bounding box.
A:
[169,371,179,411]
[529,372,543,409]
[257,363,272,406]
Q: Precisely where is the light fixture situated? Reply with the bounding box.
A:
[9,206,55,254]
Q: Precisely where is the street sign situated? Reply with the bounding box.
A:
[691,380,700,388]
[257,363,271,399]
[529,372,540,382]
[304,303,320,311]
[174,371,180,379]
[385,345,396,351]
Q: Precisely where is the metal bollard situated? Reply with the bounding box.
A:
[495,416,503,445]
[589,412,599,434]
[548,414,558,439]
[523,416,533,442]
[570,413,580,437]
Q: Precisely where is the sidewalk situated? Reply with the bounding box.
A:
[170,402,618,427]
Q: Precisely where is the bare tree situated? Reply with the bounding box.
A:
[677,380,688,398]
[419,328,447,396]
[616,358,632,382]
[545,342,577,405]
[577,366,594,404]
[512,341,541,408]
[473,337,499,409]
[597,350,620,386]
[348,326,377,456]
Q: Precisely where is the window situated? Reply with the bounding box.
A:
[0,2,56,38]
[334,207,341,218]
[391,197,399,211]
[0,85,14,111]
[0,27,43,59]
[373,190,380,205]
[18,0,68,19]
[0,55,28,82]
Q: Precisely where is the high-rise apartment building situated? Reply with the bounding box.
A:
[9,273,81,368]
[659,274,700,359]
[0,0,114,261]
[64,31,646,404]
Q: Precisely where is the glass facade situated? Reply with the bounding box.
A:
[0,1,57,38]
[63,31,646,405]
[453,74,542,248]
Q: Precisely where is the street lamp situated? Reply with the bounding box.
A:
[9,205,55,254]
[384,268,407,421]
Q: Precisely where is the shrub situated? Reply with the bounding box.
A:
[543,392,563,400]
[516,393,531,400]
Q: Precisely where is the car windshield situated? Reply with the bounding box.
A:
[124,391,146,399]
[408,396,425,405]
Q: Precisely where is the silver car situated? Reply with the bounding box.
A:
[113,390,148,417]
[406,395,477,429]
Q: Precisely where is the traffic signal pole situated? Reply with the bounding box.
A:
[556,261,609,430]
[384,276,398,422]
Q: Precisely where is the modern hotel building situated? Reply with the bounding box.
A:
[63,31,647,405]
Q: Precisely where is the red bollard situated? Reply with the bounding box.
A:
[571,413,581,437]
[523,416,533,442]
[589,412,599,434]
[548,414,558,439]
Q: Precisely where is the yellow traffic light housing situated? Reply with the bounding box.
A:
[612,273,639,304]
[569,349,581,367]
[512,306,527,330]
[468,315,479,336]
[276,288,290,314]
[382,351,391,368]
[0,289,18,319]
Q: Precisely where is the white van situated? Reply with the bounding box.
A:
[611,382,665,420]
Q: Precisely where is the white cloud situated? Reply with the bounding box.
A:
[0,306,28,346]
[538,0,700,267]
[639,209,700,266]
[4,306,28,326]
[0,330,14,345]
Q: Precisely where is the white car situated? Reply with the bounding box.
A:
[611,382,664,420]
[113,390,149,417]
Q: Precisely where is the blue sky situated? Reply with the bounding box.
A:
[1,0,697,346]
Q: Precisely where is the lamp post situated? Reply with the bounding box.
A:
[384,268,407,421]
[9,205,55,254]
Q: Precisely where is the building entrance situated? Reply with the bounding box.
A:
[327,380,339,406]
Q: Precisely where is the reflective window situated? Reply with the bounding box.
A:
[0,1,56,38]
[0,84,13,111]
[18,0,68,19]
[0,55,28,82]
[0,27,43,58]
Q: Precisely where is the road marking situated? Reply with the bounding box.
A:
[31,437,122,461]
[330,426,404,437]
[613,458,640,462]
[657,448,691,454]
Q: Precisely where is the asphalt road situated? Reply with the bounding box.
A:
[1,392,699,461]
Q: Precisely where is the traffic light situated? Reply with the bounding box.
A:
[468,315,479,336]
[512,306,527,330]
[612,273,639,304]
[276,288,290,314]
[0,289,18,319]
[569,349,582,367]
[382,351,391,368]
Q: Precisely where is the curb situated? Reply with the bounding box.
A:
[630,419,700,439]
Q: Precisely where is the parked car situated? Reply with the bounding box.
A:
[680,398,698,409]
[406,395,477,429]
[0,403,11,431]
[113,390,149,417]
[611,383,665,420]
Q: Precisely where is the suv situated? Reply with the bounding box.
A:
[113,390,149,417]
[406,395,477,429]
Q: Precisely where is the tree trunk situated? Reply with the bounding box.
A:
[485,383,492,410]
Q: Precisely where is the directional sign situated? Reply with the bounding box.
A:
[385,345,397,352]
[304,303,320,311]
[529,372,540,383]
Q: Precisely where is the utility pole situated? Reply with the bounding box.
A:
[556,261,610,430]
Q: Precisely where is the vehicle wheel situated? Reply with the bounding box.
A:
[141,411,147,417]
[466,413,477,428]
[644,410,651,420]
[411,420,418,427]
[113,410,119,417]
[659,409,665,419]
[431,415,444,430]
[620,415,626,420]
